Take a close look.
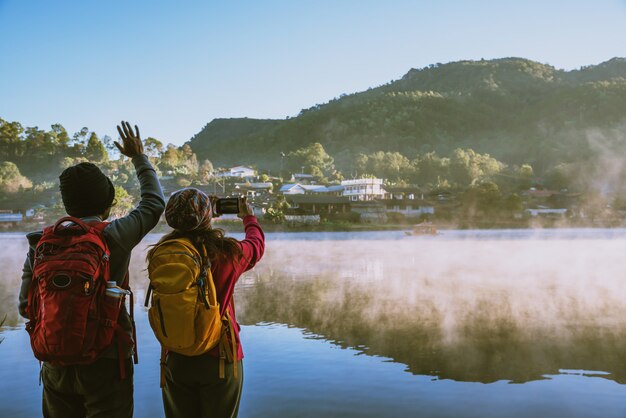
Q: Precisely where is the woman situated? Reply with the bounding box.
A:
[149,188,265,418]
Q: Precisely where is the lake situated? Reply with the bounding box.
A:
[2,229,626,417]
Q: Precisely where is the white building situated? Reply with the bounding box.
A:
[280,183,344,195]
[280,184,309,195]
[341,178,386,201]
[217,166,256,179]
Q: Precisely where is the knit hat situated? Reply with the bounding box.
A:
[165,188,212,232]
[59,163,115,218]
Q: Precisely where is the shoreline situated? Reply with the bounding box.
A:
[3,219,626,234]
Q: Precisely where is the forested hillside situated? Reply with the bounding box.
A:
[189,57,626,175]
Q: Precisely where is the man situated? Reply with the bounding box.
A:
[18,121,165,418]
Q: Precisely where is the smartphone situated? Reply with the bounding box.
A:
[214,197,240,215]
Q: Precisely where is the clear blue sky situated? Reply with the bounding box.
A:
[1,0,625,145]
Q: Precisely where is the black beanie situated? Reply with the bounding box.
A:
[59,162,115,217]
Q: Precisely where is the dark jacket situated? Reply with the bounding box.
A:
[18,154,165,357]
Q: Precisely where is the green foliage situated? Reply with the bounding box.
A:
[265,195,289,223]
[198,159,215,184]
[110,186,134,219]
[449,148,503,187]
[144,137,164,158]
[355,151,413,181]
[264,207,285,224]
[515,164,534,190]
[286,142,335,180]
[0,118,25,164]
[158,143,200,180]
[502,193,523,212]
[461,181,503,216]
[85,132,108,163]
[159,144,181,172]
[187,57,626,183]
[0,161,32,192]
[545,163,573,190]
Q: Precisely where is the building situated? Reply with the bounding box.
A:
[280,184,312,195]
[285,195,351,216]
[383,186,434,218]
[350,201,388,223]
[384,201,435,217]
[289,173,317,184]
[0,210,23,226]
[234,182,273,198]
[217,166,256,179]
[341,178,386,201]
[280,183,344,196]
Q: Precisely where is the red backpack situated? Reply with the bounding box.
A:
[25,217,136,376]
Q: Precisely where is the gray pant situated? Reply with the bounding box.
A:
[42,358,133,418]
[163,352,243,418]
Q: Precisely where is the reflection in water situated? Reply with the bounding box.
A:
[235,238,626,384]
[0,235,31,328]
[238,274,626,384]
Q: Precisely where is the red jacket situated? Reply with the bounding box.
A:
[209,215,264,360]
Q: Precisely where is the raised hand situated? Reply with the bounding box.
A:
[238,196,255,219]
[115,121,144,158]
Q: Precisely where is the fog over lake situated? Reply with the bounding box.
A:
[2,230,626,417]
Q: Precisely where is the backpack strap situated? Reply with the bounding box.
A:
[129,286,138,365]
[144,284,152,308]
[115,324,135,379]
[218,309,238,380]
[53,216,91,233]
[197,245,216,310]
[159,346,167,388]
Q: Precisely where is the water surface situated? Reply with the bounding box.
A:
[2,230,626,417]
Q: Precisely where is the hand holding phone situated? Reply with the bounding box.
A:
[238,196,254,219]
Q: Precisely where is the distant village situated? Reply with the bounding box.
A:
[0,163,598,230]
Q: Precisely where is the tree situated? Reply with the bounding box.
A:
[101,135,118,160]
[462,181,502,216]
[24,126,56,157]
[516,164,534,189]
[110,185,134,219]
[355,151,412,180]
[71,127,89,155]
[286,142,335,179]
[546,163,572,190]
[144,137,164,158]
[0,118,24,159]
[160,144,181,172]
[413,152,449,186]
[85,132,108,163]
[450,148,502,187]
[502,193,523,212]
[198,159,214,184]
[0,161,32,193]
[178,144,199,178]
[51,124,70,149]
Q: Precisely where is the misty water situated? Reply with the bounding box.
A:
[2,230,626,417]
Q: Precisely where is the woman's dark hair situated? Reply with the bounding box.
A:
[147,227,243,267]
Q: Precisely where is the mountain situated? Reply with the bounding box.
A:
[187,57,626,173]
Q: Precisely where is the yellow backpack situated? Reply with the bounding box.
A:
[145,238,238,384]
